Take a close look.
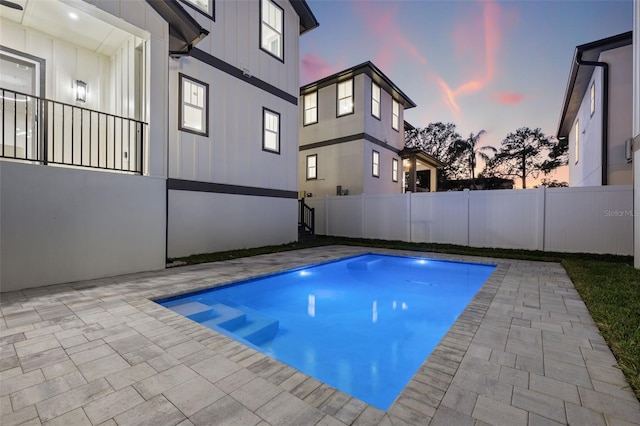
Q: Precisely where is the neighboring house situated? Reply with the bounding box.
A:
[0,0,317,291]
[298,61,418,197]
[557,31,633,187]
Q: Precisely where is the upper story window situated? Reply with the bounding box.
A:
[182,0,213,16]
[306,154,317,180]
[337,79,353,117]
[261,0,284,61]
[263,108,280,154]
[575,120,579,164]
[372,150,380,177]
[179,74,209,136]
[590,82,595,116]
[392,158,398,182]
[303,92,317,125]
[371,82,380,119]
[392,99,399,131]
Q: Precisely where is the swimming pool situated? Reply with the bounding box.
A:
[158,254,496,410]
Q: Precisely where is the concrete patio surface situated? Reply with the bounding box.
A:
[1,246,639,425]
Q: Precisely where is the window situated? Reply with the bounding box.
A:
[392,158,398,182]
[263,108,280,153]
[303,92,317,125]
[179,74,208,136]
[392,99,399,131]
[590,82,595,116]
[306,154,317,180]
[182,0,212,16]
[371,82,380,119]
[575,120,579,164]
[337,79,353,116]
[372,150,380,177]
[261,0,283,61]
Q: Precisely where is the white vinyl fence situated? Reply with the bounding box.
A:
[304,185,633,255]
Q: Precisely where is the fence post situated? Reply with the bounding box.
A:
[325,195,330,236]
[537,185,546,251]
[407,192,412,243]
[464,188,470,247]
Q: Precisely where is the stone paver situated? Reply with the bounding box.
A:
[1,246,639,425]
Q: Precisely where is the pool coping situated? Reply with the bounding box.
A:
[1,245,639,425]
[152,251,504,415]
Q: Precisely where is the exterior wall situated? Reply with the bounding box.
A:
[362,141,403,195]
[602,46,633,185]
[166,0,303,258]
[633,0,640,268]
[299,140,365,197]
[299,72,406,196]
[0,161,166,291]
[363,75,404,151]
[305,186,633,255]
[569,45,633,187]
[299,74,366,146]
[167,191,297,258]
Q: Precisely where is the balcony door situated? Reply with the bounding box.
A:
[0,48,44,161]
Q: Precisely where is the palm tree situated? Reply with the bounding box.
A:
[454,130,497,185]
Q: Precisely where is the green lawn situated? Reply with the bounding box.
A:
[175,236,640,400]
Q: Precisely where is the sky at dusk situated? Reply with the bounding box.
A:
[299,0,634,186]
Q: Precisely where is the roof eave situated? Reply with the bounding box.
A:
[290,0,319,35]
[145,0,209,55]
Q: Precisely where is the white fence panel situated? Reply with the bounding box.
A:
[544,186,633,254]
[326,195,364,238]
[468,189,542,250]
[364,194,409,241]
[410,191,468,245]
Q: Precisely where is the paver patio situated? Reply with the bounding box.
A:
[1,246,639,425]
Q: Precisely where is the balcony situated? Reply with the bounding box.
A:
[1,88,146,174]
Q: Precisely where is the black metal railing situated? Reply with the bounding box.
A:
[298,198,315,236]
[1,87,146,174]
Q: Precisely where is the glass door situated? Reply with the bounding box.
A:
[0,50,41,161]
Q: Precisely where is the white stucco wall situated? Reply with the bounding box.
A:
[299,141,365,197]
[569,45,633,186]
[167,191,297,258]
[362,142,403,195]
[0,162,166,292]
[363,75,404,151]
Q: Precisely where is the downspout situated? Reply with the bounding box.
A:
[576,51,609,185]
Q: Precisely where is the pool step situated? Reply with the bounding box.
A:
[347,257,383,271]
[183,302,279,345]
[164,301,211,316]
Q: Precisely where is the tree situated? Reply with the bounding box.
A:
[405,122,467,182]
[541,136,569,174]
[488,127,553,189]
[454,130,497,182]
[536,178,568,188]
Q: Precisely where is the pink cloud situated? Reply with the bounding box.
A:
[490,91,525,104]
[434,0,517,115]
[352,1,428,70]
[301,53,343,84]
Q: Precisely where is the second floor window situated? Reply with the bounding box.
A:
[392,99,399,131]
[337,79,353,116]
[182,0,212,15]
[371,82,380,119]
[590,82,595,116]
[179,74,208,136]
[575,120,579,164]
[304,92,317,125]
[261,0,283,61]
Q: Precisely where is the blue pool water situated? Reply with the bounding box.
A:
[158,254,496,410]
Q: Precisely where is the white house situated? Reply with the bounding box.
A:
[557,31,633,187]
[0,0,318,291]
[297,61,445,198]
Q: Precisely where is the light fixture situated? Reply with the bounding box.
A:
[76,80,86,102]
[68,12,78,20]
